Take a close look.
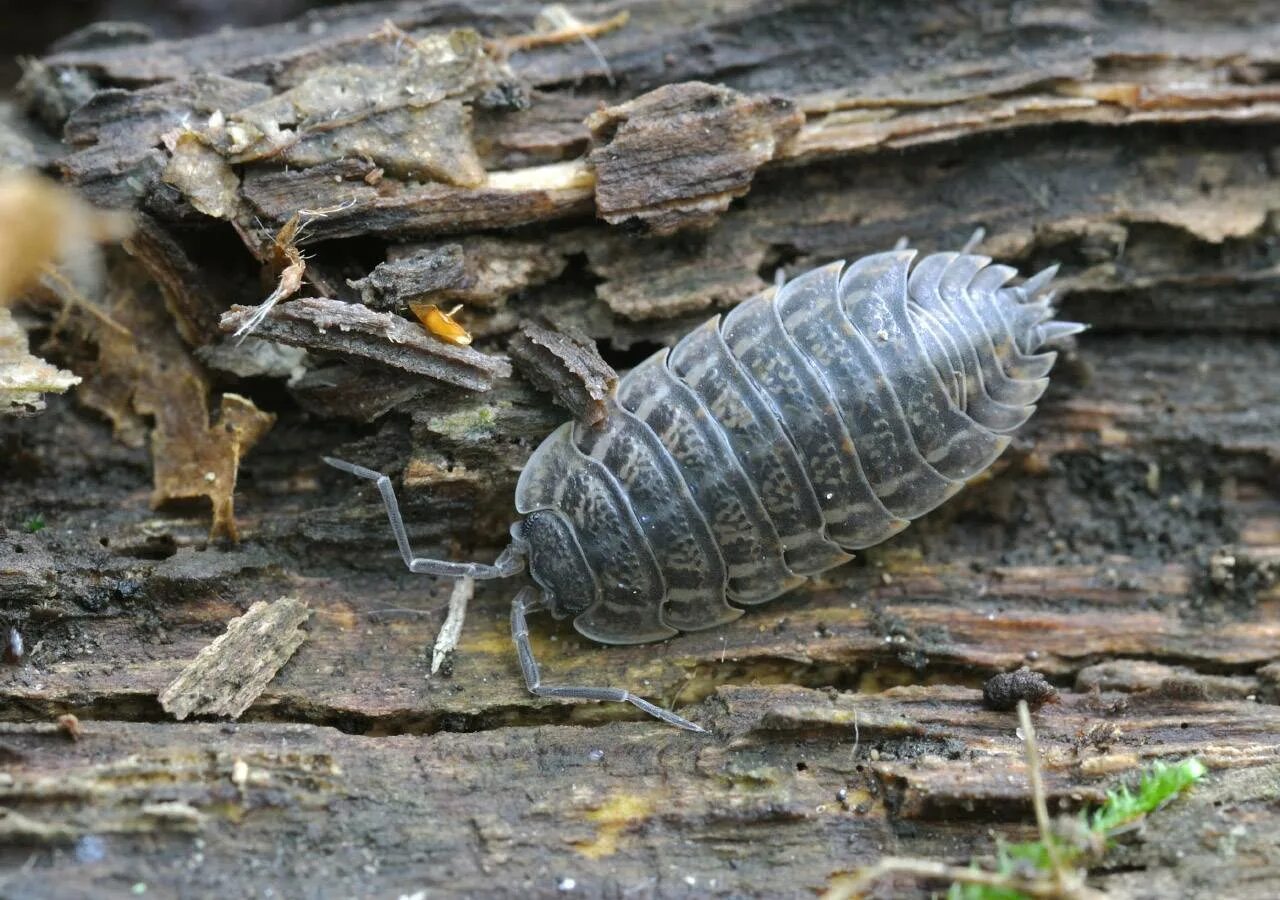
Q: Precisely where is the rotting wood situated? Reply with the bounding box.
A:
[158,596,310,720]
[507,318,616,425]
[383,235,569,309]
[218,296,512,392]
[0,688,1275,896]
[349,244,469,311]
[585,81,802,234]
[3,1,1280,897]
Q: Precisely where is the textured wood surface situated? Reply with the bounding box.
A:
[3,1,1280,897]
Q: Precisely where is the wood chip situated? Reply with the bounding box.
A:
[586,82,803,235]
[386,236,569,308]
[218,297,511,392]
[354,235,569,313]
[508,319,616,425]
[161,130,240,219]
[159,597,310,720]
[349,245,469,310]
[1,307,80,415]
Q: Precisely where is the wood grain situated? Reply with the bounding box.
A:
[3,1,1279,896]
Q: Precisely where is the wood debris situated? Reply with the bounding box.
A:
[159,596,310,720]
[57,73,272,208]
[385,236,569,308]
[508,319,617,425]
[75,260,275,540]
[498,6,630,53]
[1075,659,1260,701]
[197,28,517,186]
[240,157,595,243]
[229,214,308,341]
[586,82,803,234]
[351,237,569,312]
[147,391,275,542]
[1,307,80,415]
[350,245,469,310]
[219,297,511,392]
[160,129,240,219]
[431,576,474,676]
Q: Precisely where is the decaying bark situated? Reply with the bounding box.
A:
[2,1,1280,897]
[219,297,512,392]
[158,596,310,720]
[508,318,616,425]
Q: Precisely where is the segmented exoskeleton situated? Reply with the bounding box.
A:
[327,240,1084,732]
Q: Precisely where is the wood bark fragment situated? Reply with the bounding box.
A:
[158,596,310,720]
[349,244,469,310]
[430,576,473,676]
[0,307,80,415]
[218,297,512,392]
[384,235,569,309]
[507,318,616,425]
[160,130,240,219]
[586,82,802,234]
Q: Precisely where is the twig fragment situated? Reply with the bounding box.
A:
[497,7,629,53]
[431,577,474,676]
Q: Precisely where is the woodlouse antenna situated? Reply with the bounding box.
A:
[323,457,525,580]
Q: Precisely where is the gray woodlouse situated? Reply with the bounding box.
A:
[327,238,1084,731]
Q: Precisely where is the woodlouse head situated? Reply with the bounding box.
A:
[519,510,600,620]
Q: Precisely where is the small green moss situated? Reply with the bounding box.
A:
[22,514,45,534]
[426,404,500,440]
[948,758,1206,900]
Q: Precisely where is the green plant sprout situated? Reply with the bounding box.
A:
[952,756,1208,896]
[22,514,45,533]
[828,702,1206,900]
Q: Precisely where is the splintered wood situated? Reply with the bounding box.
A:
[4,1,1280,897]
[507,319,617,424]
[218,297,510,391]
[586,82,802,234]
[159,597,310,721]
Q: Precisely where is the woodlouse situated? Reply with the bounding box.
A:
[328,239,1084,731]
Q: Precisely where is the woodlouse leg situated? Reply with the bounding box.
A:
[323,457,524,579]
[510,588,707,733]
